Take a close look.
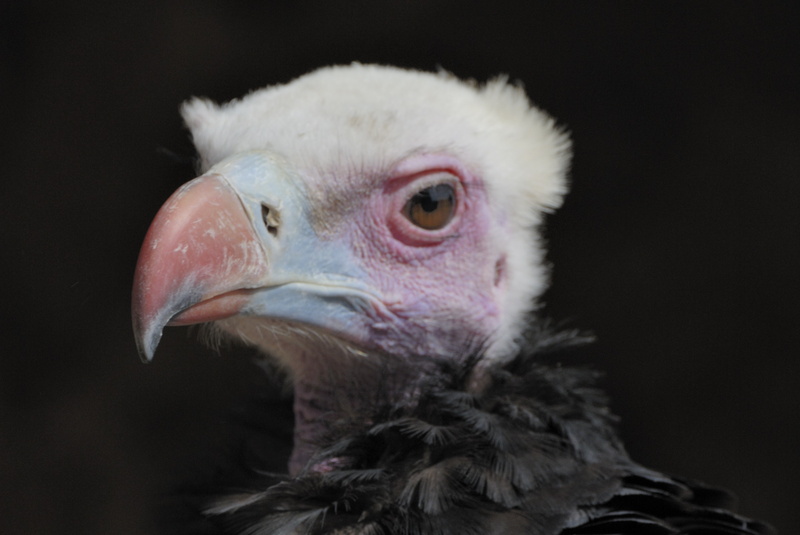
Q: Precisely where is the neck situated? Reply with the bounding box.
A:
[286,346,447,475]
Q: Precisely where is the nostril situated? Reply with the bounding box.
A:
[261,204,280,237]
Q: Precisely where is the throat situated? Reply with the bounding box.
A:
[287,349,447,475]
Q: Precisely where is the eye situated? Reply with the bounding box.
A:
[403,183,456,230]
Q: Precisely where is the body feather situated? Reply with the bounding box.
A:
[158,329,772,535]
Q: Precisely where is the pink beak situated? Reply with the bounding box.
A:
[132,174,268,360]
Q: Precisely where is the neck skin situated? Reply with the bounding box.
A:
[285,344,449,476]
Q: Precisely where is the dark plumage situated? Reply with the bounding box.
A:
[158,330,772,535]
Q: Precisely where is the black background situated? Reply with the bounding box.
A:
[2,2,797,533]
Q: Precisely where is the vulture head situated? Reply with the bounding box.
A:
[133,64,569,473]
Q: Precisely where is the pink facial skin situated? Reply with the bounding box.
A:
[341,153,507,360]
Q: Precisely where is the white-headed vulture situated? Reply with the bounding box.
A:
[132,64,773,535]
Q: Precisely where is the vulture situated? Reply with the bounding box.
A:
[132,64,773,534]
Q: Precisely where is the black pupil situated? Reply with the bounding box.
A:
[415,184,452,212]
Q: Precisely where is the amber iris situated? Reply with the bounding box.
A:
[403,183,456,230]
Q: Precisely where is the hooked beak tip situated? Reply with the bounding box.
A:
[133,312,162,363]
[136,338,157,363]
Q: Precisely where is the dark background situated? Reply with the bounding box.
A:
[2,2,797,533]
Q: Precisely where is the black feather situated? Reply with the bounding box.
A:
[161,329,774,535]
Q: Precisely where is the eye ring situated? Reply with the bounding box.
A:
[402,183,457,230]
